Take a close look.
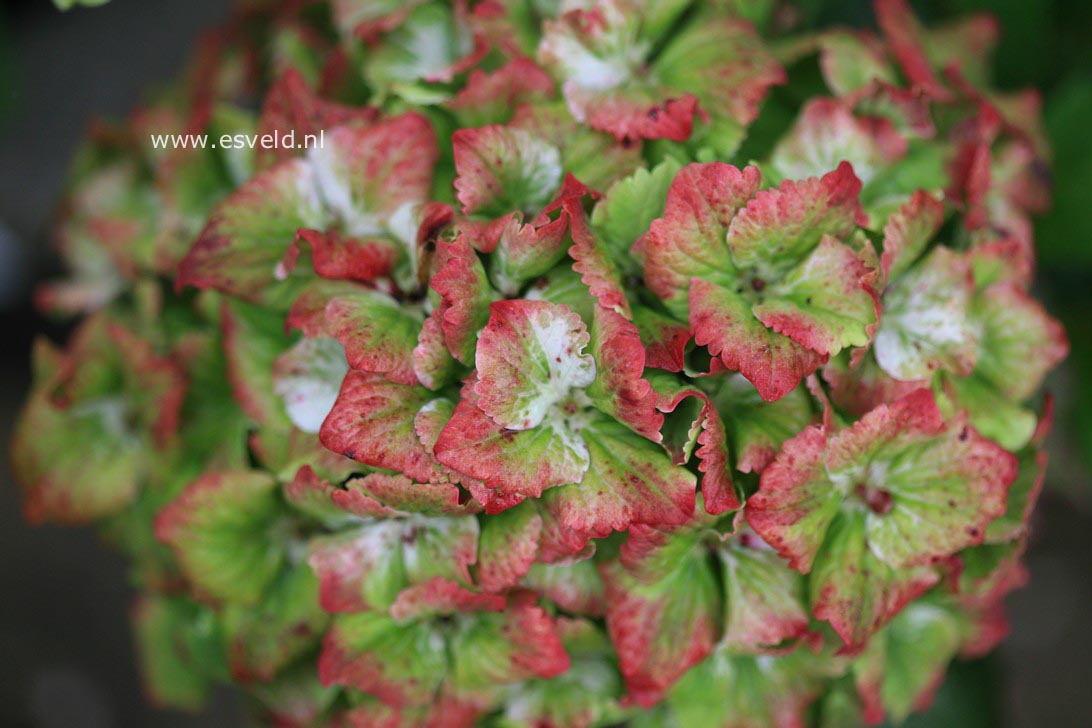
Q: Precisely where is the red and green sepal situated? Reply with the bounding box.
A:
[747,389,1017,650]
[537,0,784,151]
[644,162,877,401]
[155,470,288,606]
[308,510,479,614]
[12,315,185,523]
[495,618,627,728]
[319,592,569,710]
[433,299,694,537]
[132,595,226,711]
[220,563,330,682]
[851,601,965,724]
[653,647,825,728]
[939,278,1068,450]
[178,113,438,304]
[602,518,721,707]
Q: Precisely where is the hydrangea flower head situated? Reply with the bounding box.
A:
[14,0,1067,725]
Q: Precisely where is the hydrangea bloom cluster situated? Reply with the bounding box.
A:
[13,0,1068,725]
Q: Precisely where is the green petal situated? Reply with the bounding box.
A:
[703,374,813,474]
[544,415,695,536]
[809,509,939,651]
[221,564,329,682]
[474,299,595,431]
[665,647,823,728]
[752,234,878,357]
[308,514,478,613]
[852,602,963,724]
[591,157,683,276]
[156,471,285,606]
[719,539,809,651]
[319,611,447,705]
[133,596,219,711]
[875,247,978,381]
[325,289,423,385]
[177,158,324,304]
[603,522,719,706]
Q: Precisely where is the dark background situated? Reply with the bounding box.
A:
[0,1,1088,726]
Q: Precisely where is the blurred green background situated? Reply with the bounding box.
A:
[0,1,1088,726]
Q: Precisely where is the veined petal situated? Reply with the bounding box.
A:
[690,278,826,403]
[542,415,695,537]
[718,536,810,652]
[745,425,836,572]
[473,299,596,431]
[308,114,438,238]
[725,162,865,283]
[644,162,761,311]
[752,234,879,356]
[445,57,556,127]
[809,509,940,652]
[475,502,543,593]
[453,125,563,217]
[177,157,325,303]
[875,246,978,380]
[273,337,349,434]
[324,290,423,385]
[603,523,718,707]
[852,602,963,723]
[970,281,1068,402]
[319,372,447,483]
[433,393,591,499]
[155,471,284,606]
[254,68,378,169]
[319,612,447,706]
[308,516,479,614]
[879,189,946,285]
[432,235,500,365]
[771,98,906,187]
[586,305,663,441]
[750,389,1016,573]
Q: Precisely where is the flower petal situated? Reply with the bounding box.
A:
[473,299,596,430]
[875,246,978,380]
[453,125,563,217]
[719,536,810,652]
[324,290,422,385]
[586,305,663,441]
[177,157,324,303]
[644,162,761,313]
[809,509,940,652]
[475,502,543,593]
[445,56,556,127]
[319,372,447,483]
[690,278,826,402]
[308,515,479,614]
[541,415,695,537]
[432,235,500,365]
[273,337,349,434]
[603,523,719,707]
[726,162,865,283]
[155,471,284,606]
[433,393,591,499]
[751,234,879,356]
